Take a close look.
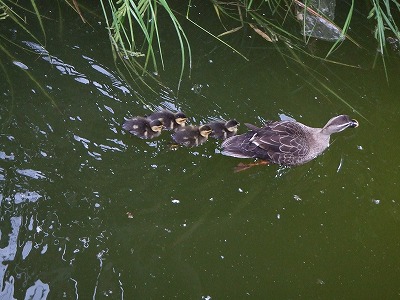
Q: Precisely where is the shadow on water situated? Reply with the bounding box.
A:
[1,4,400,299]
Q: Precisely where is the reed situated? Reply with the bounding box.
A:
[99,0,191,90]
[1,0,399,87]
[368,0,400,79]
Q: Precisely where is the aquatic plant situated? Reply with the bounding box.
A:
[1,0,399,87]
[99,0,191,90]
[98,0,400,84]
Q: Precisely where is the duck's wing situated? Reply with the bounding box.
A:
[221,131,269,159]
[222,123,276,159]
[244,122,270,131]
[251,121,310,164]
[244,123,259,131]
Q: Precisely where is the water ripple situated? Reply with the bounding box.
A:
[0,151,15,161]
[24,280,50,300]
[16,169,47,180]
[22,41,131,102]
[12,61,29,70]
[14,191,42,204]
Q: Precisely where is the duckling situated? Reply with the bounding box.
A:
[206,119,240,140]
[172,125,212,147]
[147,110,187,130]
[122,117,163,139]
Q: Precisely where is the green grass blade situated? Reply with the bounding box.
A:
[30,0,46,44]
[0,41,60,112]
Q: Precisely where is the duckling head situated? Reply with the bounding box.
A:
[175,112,187,126]
[225,119,240,132]
[199,125,212,137]
[150,120,163,133]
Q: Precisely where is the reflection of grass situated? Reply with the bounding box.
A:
[0,42,60,112]
[0,0,46,44]
[0,54,14,132]
[0,1,60,112]
[283,45,368,121]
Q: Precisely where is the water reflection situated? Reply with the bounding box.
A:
[22,41,131,102]
[1,38,131,296]
[0,216,49,299]
[15,169,47,180]
[0,155,48,297]
[1,9,400,298]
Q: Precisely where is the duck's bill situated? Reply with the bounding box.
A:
[350,119,359,128]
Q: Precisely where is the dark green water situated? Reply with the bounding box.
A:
[1,3,400,299]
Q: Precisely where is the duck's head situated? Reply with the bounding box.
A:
[150,120,164,132]
[225,119,240,132]
[175,112,187,126]
[322,115,359,135]
[199,125,212,137]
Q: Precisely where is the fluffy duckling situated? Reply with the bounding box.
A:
[122,117,163,139]
[206,119,240,140]
[172,125,212,147]
[147,110,187,130]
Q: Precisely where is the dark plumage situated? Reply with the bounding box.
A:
[147,110,187,130]
[221,115,359,166]
[122,117,163,139]
[206,119,240,140]
[172,125,212,147]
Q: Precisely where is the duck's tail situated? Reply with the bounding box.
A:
[221,133,255,159]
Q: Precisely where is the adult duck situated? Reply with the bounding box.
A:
[221,115,358,167]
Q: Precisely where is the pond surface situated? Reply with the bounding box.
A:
[1,3,400,299]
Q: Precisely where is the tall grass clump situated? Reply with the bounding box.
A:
[99,0,191,90]
[368,0,400,78]
[1,0,399,88]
